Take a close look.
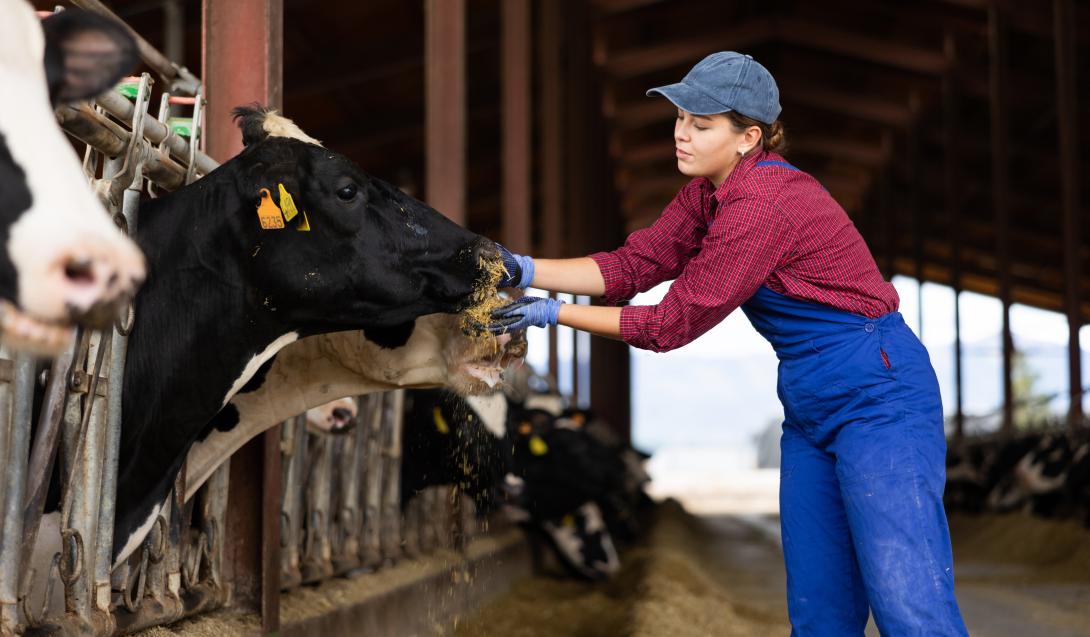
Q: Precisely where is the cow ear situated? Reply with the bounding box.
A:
[232,104,273,147]
[40,10,139,106]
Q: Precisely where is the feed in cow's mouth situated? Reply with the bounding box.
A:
[460,253,508,337]
[0,300,75,356]
[458,330,527,390]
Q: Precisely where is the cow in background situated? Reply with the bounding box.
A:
[0,2,145,354]
[946,431,1090,528]
[400,388,507,514]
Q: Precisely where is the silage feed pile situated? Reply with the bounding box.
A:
[948,512,1090,581]
[455,501,788,637]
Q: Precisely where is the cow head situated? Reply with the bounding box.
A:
[0,3,145,354]
[225,106,499,330]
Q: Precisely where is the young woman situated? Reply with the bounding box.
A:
[489,52,968,636]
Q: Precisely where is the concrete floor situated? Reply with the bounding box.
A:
[457,507,1090,636]
[720,514,1090,637]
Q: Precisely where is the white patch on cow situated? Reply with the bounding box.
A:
[578,503,620,575]
[464,392,508,438]
[221,332,299,407]
[305,396,357,433]
[0,0,145,326]
[114,499,164,567]
[184,315,524,502]
[1074,443,1089,464]
[945,460,983,485]
[1016,452,1067,494]
[524,393,564,416]
[543,520,585,567]
[261,111,322,146]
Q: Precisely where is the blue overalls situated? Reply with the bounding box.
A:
[739,165,968,637]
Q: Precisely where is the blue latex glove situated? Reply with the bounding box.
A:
[488,296,563,333]
[496,243,535,289]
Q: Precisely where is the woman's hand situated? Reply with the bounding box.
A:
[487,296,563,332]
[496,244,535,289]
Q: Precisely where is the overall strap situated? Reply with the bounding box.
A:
[755,159,800,171]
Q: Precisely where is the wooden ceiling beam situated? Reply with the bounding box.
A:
[784,84,914,127]
[592,0,668,15]
[782,136,891,166]
[778,18,949,75]
[892,257,1090,323]
[600,17,950,80]
[600,18,776,78]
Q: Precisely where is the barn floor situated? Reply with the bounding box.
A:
[453,502,1090,637]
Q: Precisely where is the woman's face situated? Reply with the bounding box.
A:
[673,109,758,186]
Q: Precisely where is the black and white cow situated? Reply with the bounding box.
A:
[395,389,623,580]
[106,106,502,564]
[400,388,509,514]
[0,2,145,354]
[985,433,1090,522]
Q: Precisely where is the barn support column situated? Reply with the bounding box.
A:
[202,0,283,633]
[539,0,564,383]
[908,92,924,339]
[944,32,965,439]
[877,129,895,281]
[988,1,1014,434]
[425,0,466,225]
[501,0,532,256]
[575,3,630,440]
[1054,0,1083,433]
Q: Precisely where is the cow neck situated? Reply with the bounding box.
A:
[120,167,295,487]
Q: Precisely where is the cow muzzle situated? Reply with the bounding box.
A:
[452,330,528,394]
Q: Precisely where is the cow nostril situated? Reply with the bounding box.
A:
[473,239,499,265]
[332,408,352,421]
[63,259,96,285]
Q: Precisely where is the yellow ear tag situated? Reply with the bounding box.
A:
[296,210,311,232]
[529,435,548,456]
[433,407,450,435]
[277,183,300,222]
[256,188,285,229]
[561,514,575,528]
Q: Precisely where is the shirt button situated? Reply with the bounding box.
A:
[864,323,875,333]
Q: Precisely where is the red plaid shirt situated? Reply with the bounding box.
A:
[590,149,898,352]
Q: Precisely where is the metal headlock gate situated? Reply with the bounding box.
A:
[0,5,489,637]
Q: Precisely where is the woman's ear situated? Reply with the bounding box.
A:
[742,125,763,154]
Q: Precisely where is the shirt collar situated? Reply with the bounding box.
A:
[705,148,769,204]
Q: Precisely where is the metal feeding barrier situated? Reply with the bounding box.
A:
[279,392,476,594]
[0,56,229,635]
[0,7,494,637]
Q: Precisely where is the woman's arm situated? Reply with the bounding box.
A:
[556,303,622,340]
[529,257,606,296]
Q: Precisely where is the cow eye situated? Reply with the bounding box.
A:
[336,183,358,201]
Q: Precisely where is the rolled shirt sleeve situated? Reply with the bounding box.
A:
[620,194,798,352]
[589,179,711,306]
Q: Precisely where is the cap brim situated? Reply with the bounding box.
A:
[646,82,731,116]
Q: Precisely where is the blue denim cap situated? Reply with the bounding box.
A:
[647,51,781,124]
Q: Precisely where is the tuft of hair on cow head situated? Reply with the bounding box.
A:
[40,9,139,106]
[232,104,322,147]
